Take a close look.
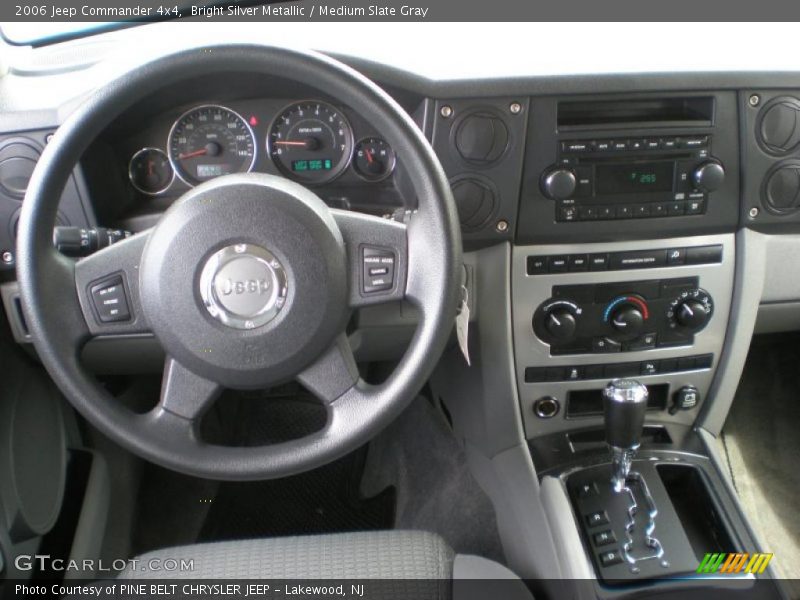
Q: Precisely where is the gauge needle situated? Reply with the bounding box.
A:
[364,148,374,164]
[274,140,308,146]
[178,148,208,160]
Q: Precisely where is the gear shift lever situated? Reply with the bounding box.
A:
[603,379,648,493]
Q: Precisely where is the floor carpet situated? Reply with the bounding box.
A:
[718,333,800,597]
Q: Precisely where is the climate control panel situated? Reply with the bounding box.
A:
[532,277,714,355]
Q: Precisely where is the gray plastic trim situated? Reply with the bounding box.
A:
[700,229,765,437]
[512,234,735,438]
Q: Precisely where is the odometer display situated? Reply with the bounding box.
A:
[168,105,256,186]
[268,101,353,184]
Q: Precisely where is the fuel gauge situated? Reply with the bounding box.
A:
[353,137,396,182]
[129,147,174,195]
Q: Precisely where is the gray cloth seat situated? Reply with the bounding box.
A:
[121,530,533,600]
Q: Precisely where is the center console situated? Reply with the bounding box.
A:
[508,91,786,598]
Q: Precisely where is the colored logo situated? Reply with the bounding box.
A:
[696,552,773,575]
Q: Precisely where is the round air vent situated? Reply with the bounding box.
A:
[757,97,800,156]
[452,109,509,166]
[762,161,800,215]
[450,176,498,232]
[0,138,42,200]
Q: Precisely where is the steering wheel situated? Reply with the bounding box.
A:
[16,45,462,481]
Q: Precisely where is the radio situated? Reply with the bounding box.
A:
[540,135,726,223]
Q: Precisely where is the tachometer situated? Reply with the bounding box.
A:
[168,105,256,186]
[267,101,353,184]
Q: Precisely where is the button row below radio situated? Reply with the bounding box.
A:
[561,136,709,154]
[523,353,713,383]
[557,198,705,222]
[527,244,721,275]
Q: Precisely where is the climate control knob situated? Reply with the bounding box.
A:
[609,305,645,338]
[604,295,649,341]
[692,160,725,193]
[541,168,577,200]
[544,307,578,341]
[667,289,714,333]
[534,299,582,344]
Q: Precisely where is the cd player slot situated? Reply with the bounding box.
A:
[557,96,715,130]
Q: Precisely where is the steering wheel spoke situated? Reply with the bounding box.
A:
[157,357,223,421]
[73,230,151,337]
[331,209,408,308]
[297,333,360,404]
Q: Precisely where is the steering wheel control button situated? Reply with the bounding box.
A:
[90,275,131,323]
[362,246,396,293]
[199,244,288,330]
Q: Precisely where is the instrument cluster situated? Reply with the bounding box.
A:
[126,100,397,197]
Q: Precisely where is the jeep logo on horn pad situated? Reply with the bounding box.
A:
[199,244,288,330]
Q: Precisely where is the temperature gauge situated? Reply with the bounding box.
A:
[128,148,173,195]
[353,137,396,182]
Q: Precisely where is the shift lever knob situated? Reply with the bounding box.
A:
[603,379,648,492]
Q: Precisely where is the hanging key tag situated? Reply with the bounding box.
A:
[456,284,471,366]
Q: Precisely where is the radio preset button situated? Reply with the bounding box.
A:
[667,201,686,216]
[616,205,634,219]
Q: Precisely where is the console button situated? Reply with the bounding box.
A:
[562,141,592,153]
[667,201,686,216]
[527,256,548,275]
[667,248,687,265]
[589,254,609,271]
[662,137,678,150]
[595,140,612,152]
[599,549,624,568]
[524,367,546,383]
[565,366,583,381]
[569,254,589,271]
[612,140,628,151]
[585,510,610,528]
[651,203,668,217]
[686,199,705,215]
[594,530,617,547]
[616,205,634,219]
[557,206,578,222]
[577,482,599,498]
[633,204,651,218]
[695,354,714,369]
[686,244,723,265]
[659,358,679,373]
[677,357,697,371]
[629,333,657,350]
[578,206,597,220]
[682,135,709,149]
[592,337,622,353]
[584,365,604,380]
[548,255,569,273]
[597,206,615,220]
[640,360,659,376]
[604,363,639,378]
[629,139,646,151]
[609,250,667,270]
[645,139,661,150]
[90,276,131,323]
[545,367,566,382]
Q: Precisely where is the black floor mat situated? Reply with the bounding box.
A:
[198,447,395,541]
[131,386,395,551]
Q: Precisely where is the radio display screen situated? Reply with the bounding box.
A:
[595,162,674,195]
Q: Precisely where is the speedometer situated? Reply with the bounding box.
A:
[267,101,353,184]
[168,105,256,186]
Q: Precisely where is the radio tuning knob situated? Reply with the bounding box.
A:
[541,168,577,200]
[692,160,725,193]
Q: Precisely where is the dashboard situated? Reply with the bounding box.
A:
[3,36,800,450]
